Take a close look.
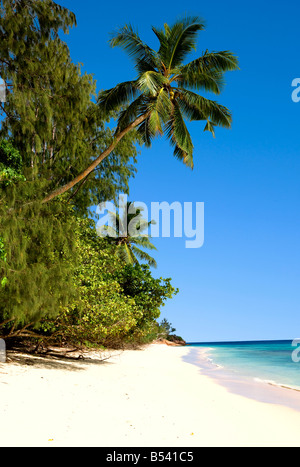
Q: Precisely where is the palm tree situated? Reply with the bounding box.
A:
[43,16,238,203]
[99,201,157,267]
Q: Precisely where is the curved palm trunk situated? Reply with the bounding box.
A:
[42,112,149,204]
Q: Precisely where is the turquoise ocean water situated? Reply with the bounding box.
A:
[188,340,300,392]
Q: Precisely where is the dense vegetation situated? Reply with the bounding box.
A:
[0,1,237,350]
[0,142,177,347]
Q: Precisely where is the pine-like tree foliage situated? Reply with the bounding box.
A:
[0,181,79,335]
[0,0,139,215]
[0,4,181,343]
[0,1,142,337]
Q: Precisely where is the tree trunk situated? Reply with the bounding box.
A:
[42,113,149,204]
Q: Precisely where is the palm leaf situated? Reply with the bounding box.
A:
[177,88,232,128]
[165,16,205,70]
[131,245,157,268]
[165,100,194,168]
[181,50,239,74]
[136,116,152,147]
[137,71,169,96]
[151,26,169,72]
[98,80,138,113]
[176,90,207,121]
[180,50,239,94]
[145,89,172,136]
[131,236,157,250]
[115,95,147,134]
[178,68,225,94]
[148,109,163,136]
[155,88,173,122]
[204,120,216,138]
[109,24,158,73]
[96,224,118,238]
[117,243,137,265]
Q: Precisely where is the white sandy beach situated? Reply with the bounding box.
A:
[1,343,300,447]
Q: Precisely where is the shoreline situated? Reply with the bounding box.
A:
[185,346,300,413]
[1,343,300,447]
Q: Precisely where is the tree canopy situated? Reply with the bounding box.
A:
[105,17,239,168]
[41,15,239,203]
[0,3,238,348]
[36,218,177,348]
[0,0,140,215]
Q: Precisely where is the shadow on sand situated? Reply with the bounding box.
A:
[4,349,119,372]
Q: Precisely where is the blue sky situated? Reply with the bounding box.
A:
[60,0,300,342]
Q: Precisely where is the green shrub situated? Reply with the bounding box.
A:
[39,218,178,348]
